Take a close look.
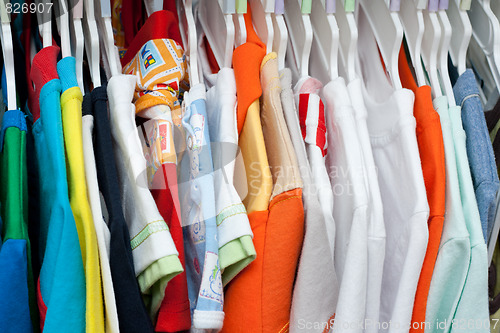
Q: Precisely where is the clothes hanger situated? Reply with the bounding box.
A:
[284,0,313,79]
[334,0,357,83]
[249,0,274,53]
[234,0,247,47]
[0,0,16,111]
[82,0,101,88]
[70,0,84,92]
[309,0,339,84]
[198,0,235,69]
[34,0,52,48]
[178,0,199,85]
[399,0,427,87]
[437,3,457,106]
[54,0,71,58]
[468,0,500,97]
[358,0,404,90]
[96,0,121,78]
[272,0,287,70]
[422,6,443,98]
[448,0,472,76]
[144,0,163,16]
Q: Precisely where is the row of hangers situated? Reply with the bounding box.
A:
[0,0,499,133]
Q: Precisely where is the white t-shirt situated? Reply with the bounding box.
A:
[82,114,119,333]
[357,7,429,332]
[107,74,182,316]
[347,77,386,333]
[281,68,339,333]
[322,76,369,333]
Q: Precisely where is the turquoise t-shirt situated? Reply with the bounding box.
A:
[425,97,471,333]
[448,104,490,331]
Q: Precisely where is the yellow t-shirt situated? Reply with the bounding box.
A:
[61,85,105,333]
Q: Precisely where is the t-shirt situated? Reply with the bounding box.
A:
[198,35,256,286]
[88,87,155,332]
[81,96,120,333]
[0,110,33,333]
[221,7,273,333]
[399,48,446,333]
[281,68,339,333]
[107,73,183,318]
[346,78,386,333]
[121,10,191,330]
[258,52,304,333]
[357,9,429,331]
[178,83,224,329]
[448,103,490,332]
[30,45,85,332]
[454,69,499,243]
[295,76,335,259]
[58,56,105,333]
[424,97,471,333]
[322,76,369,332]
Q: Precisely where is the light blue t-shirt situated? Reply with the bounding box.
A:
[178,83,224,330]
[31,47,85,332]
[448,102,490,332]
[425,97,470,333]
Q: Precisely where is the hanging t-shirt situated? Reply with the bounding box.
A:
[281,68,339,333]
[221,7,273,333]
[357,8,429,332]
[295,76,335,259]
[81,95,120,333]
[0,110,33,333]
[454,69,499,243]
[58,56,105,333]
[258,52,304,333]
[107,73,183,319]
[30,45,86,332]
[198,36,256,286]
[121,10,192,330]
[322,76,369,333]
[398,48,446,333]
[346,77,386,333]
[448,104,489,332]
[424,97,471,333]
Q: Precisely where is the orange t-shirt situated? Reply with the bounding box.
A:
[399,47,446,333]
[222,6,304,333]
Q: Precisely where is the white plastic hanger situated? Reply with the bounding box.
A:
[271,0,288,70]
[0,0,16,111]
[358,0,403,90]
[234,0,247,47]
[422,8,443,98]
[284,0,313,79]
[334,0,357,83]
[310,0,339,84]
[144,0,163,16]
[447,0,472,75]
[399,0,427,86]
[35,0,52,48]
[249,0,274,53]
[96,0,122,78]
[468,0,500,94]
[178,0,199,85]
[437,8,456,106]
[54,0,71,58]
[83,0,101,88]
[198,0,235,69]
[70,0,84,92]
